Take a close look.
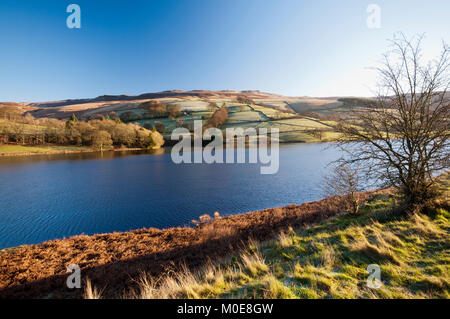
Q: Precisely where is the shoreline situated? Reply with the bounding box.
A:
[0,146,160,158]
[0,138,338,158]
[0,191,374,298]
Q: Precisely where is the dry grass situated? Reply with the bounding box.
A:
[0,144,91,155]
[131,265,205,299]
[120,246,294,300]
[125,249,265,299]
[240,250,269,277]
[84,278,102,299]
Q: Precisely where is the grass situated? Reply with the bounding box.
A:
[0,144,91,154]
[120,100,347,143]
[227,110,267,123]
[232,117,340,143]
[286,99,343,114]
[251,104,297,120]
[107,193,450,299]
[120,99,346,143]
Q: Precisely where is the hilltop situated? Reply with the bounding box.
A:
[15,90,351,122]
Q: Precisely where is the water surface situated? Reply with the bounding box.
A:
[0,143,341,249]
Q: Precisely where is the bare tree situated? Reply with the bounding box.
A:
[334,33,449,212]
[323,163,362,215]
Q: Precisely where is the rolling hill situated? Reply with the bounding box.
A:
[1,90,380,144]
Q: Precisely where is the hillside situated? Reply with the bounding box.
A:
[3,89,447,146]
[22,90,350,121]
[4,90,357,144]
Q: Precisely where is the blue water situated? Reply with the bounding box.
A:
[0,143,341,249]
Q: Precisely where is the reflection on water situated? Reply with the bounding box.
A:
[0,148,166,166]
[0,143,341,249]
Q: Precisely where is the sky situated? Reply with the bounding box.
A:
[0,0,449,102]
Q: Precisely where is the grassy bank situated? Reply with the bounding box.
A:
[127,196,449,299]
[0,144,92,156]
[0,144,164,157]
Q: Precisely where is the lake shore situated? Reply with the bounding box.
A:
[0,136,341,157]
[0,144,161,157]
[0,191,375,299]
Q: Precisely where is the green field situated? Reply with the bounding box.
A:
[120,99,345,143]
[222,117,339,142]
[251,104,297,119]
[0,144,91,155]
[286,99,343,114]
[227,111,267,123]
[172,100,211,111]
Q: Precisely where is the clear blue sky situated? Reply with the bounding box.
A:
[0,0,448,102]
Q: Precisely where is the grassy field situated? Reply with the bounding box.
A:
[286,98,343,114]
[117,98,346,143]
[227,110,267,123]
[0,144,92,155]
[124,193,450,299]
[222,117,340,143]
[251,104,297,119]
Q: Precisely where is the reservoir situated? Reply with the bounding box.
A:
[0,143,342,249]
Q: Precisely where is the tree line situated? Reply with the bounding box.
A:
[0,110,164,150]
